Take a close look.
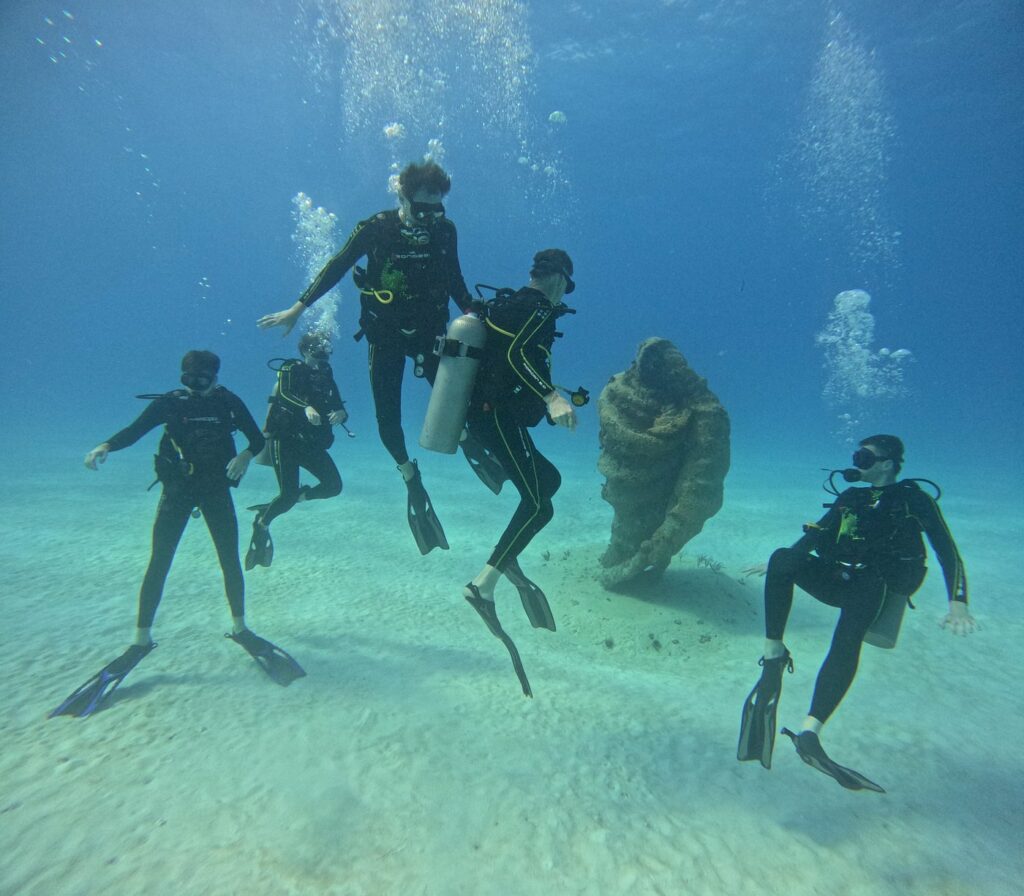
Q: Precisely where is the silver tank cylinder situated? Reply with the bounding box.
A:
[419,313,487,454]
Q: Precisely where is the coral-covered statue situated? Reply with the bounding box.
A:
[597,338,730,588]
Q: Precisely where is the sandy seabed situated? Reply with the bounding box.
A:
[2,438,1021,896]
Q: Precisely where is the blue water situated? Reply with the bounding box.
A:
[2,6,1023,892]
[2,0,1021,483]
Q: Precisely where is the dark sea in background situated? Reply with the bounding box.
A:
[2,0,1021,485]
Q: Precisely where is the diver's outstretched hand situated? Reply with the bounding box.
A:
[940,600,978,636]
[84,444,110,470]
[741,564,768,578]
[257,303,303,336]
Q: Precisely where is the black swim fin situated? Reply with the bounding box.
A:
[503,559,556,631]
[460,430,507,495]
[405,461,449,554]
[49,642,156,718]
[781,728,886,793]
[737,650,793,769]
[244,520,273,571]
[228,629,306,687]
[464,584,532,697]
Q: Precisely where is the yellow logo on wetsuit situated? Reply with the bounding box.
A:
[837,506,864,543]
[380,264,409,299]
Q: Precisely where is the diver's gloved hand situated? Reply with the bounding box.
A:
[305,405,322,426]
[940,600,979,636]
[544,392,576,431]
[84,443,110,470]
[226,450,252,482]
[329,408,349,426]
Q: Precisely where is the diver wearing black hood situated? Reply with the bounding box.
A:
[246,332,347,570]
[49,352,305,719]
[88,351,265,635]
[736,434,976,792]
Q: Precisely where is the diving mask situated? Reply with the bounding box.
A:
[410,201,445,223]
[852,447,888,470]
[181,371,215,392]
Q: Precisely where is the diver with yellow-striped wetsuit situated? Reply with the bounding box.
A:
[246,332,347,570]
[737,435,977,792]
[258,161,474,554]
[460,249,580,697]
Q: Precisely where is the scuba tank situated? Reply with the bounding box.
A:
[253,441,274,467]
[253,359,288,467]
[863,590,915,650]
[419,313,487,454]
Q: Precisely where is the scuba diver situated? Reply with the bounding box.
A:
[737,435,977,792]
[50,351,305,719]
[457,249,579,698]
[257,160,479,555]
[245,331,348,570]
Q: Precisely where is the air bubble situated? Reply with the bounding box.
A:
[816,289,913,406]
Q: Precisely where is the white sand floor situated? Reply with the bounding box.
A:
[1,444,1021,896]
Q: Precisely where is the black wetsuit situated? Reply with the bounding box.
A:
[297,209,472,465]
[260,359,344,525]
[466,287,566,571]
[103,387,265,628]
[766,480,968,721]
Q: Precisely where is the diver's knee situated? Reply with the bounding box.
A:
[767,547,800,576]
[548,469,562,498]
